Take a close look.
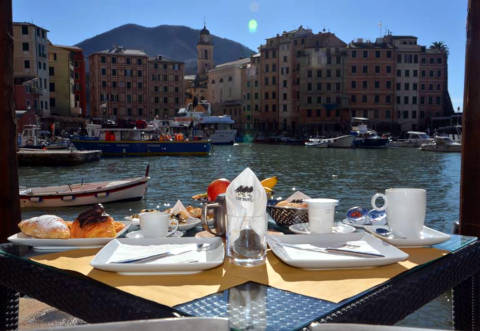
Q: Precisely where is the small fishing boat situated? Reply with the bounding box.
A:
[20,166,150,208]
[390,131,433,148]
[420,136,461,153]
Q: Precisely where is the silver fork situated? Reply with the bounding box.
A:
[110,241,220,264]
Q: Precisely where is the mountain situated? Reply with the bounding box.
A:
[75,24,255,74]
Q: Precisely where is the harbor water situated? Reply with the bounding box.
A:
[19,144,460,328]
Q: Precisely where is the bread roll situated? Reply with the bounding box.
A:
[275,200,307,208]
[18,215,70,239]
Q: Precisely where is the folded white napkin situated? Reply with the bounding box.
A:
[107,243,203,264]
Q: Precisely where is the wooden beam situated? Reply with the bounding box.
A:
[460,0,480,236]
[0,0,21,242]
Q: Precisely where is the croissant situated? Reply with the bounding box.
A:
[71,216,117,238]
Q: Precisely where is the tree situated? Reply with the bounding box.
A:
[430,41,449,57]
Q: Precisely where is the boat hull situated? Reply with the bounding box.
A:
[71,139,211,157]
[18,149,102,166]
[326,135,355,148]
[20,177,149,208]
[420,143,461,153]
[353,138,389,149]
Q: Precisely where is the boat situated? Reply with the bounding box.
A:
[324,135,355,148]
[420,136,461,153]
[20,166,150,208]
[390,131,433,148]
[17,148,102,166]
[17,124,71,149]
[71,124,211,157]
[350,117,389,149]
[305,138,328,148]
[169,100,237,145]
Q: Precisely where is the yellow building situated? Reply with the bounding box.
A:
[48,43,79,117]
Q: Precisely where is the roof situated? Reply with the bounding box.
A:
[200,25,210,35]
[13,22,50,32]
[51,44,83,52]
[94,47,148,56]
[149,55,183,64]
[391,35,418,39]
[212,57,250,70]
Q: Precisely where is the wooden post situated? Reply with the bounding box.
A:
[460,0,480,236]
[0,0,21,242]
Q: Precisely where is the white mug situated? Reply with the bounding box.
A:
[139,211,178,238]
[371,188,426,239]
[304,198,339,233]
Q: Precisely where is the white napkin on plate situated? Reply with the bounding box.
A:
[107,243,202,264]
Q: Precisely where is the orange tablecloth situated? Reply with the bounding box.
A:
[31,247,447,306]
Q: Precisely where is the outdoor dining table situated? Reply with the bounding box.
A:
[0,222,479,331]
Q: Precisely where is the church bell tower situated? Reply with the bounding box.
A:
[197,24,214,79]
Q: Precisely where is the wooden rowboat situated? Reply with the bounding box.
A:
[20,167,150,208]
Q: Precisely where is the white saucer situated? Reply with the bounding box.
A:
[126,230,184,239]
[289,222,356,235]
[363,225,450,247]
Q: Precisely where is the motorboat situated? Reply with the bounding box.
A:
[390,131,433,148]
[71,124,211,157]
[20,166,150,208]
[420,136,461,153]
[305,138,328,148]
[170,101,237,145]
[350,117,389,149]
[324,135,355,148]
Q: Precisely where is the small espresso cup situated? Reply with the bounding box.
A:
[371,188,426,239]
[304,198,339,233]
[139,211,178,238]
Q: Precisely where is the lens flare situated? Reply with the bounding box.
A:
[248,19,258,33]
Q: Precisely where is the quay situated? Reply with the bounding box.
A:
[17,149,102,166]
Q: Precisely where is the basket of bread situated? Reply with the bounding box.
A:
[266,192,310,226]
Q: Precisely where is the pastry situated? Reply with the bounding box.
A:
[70,204,117,238]
[186,206,202,218]
[18,215,70,239]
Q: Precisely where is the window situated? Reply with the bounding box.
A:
[351,95,357,103]
[374,95,379,103]
[336,69,341,77]
[327,69,331,77]
[436,96,441,104]
[112,81,117,88]
[386,81,391,89]
[405,70,410,77]
[412,96,417,104]
[437,70,442,77]
[429,70,434,77]
[404,83,409,90]
[375,50,380,58]
[362,65,368,73]
[404,96,409,104]
[351,65,357,74]
[112,57,116,64]
[351,50,357,58]
[362,95,367,103]
[112,69,117,76]
[387,51,392,58]
[327,83,331,91]
[265,92,269,99]
[49,82,55,92]
[336,82,340,91]
[317,82,322,90]
[374,81,380,88]
[101,81,106,88]
[265,104,269,112]
[386,65,391,73]
[437,57,443,64]
[307,70,312,78]
[421,96,425,104]
[127,95,132,103]
[307,96,312,104]
[22,25,28,34]
[317,96,321,103]
[164,86,168,92]
[101,56,106,63]
[437,84,441,90]
[283,93,287,100]
[24,60,30,69]
[272,76,276,84]
[397,96,401,104]
[362,81,367,89]
[386,95,391,103]
[283,80,287,87]
[164,97,168,104]
[414,55,418,63]
[272,104,277,112]
[307,83,312,91]
[375,65,380,73]
[101,68,106,75]
[264,77,268,85]
[22,42,29,51]
[283,56,287,62]
[127,82,131,89]
[351,81,357,89]
[137,70,142,77]
[397,70,401,77]
[137,58,142,65]
[403,111,409,119]
[363,50,368,58]
[397,54,402,63]
[307,109,312,117]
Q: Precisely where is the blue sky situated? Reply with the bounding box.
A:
[13,0,467,111]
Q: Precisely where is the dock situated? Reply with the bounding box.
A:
[17,149,102,166]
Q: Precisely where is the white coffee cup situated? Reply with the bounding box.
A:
[371,188,426,239]
[139,211,178,238]
[304,198,339,233]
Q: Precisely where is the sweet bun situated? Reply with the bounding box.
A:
[18,215,70,239]
[70,204,117,238]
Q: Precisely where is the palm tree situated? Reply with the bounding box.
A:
[430,41,449,57]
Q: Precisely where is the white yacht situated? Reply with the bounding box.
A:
[305,138,328,148]
[390,131,433,148]
[170,101,237,145]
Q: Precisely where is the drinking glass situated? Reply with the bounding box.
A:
[227,214,267,266]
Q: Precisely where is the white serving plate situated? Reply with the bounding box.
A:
[90,237,225,275]
[8,221,131,250]
[266,233,408,269]
[124,216,202,231]
[289,222,356,235]
[363,225,451,247]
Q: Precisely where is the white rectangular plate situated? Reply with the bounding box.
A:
[7,221,131,250]
[267,233,408,269]
[124,216,202,231]
[90,237,224,275]
[363,225,451,247]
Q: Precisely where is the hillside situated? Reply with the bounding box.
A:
[76,24,255,73]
